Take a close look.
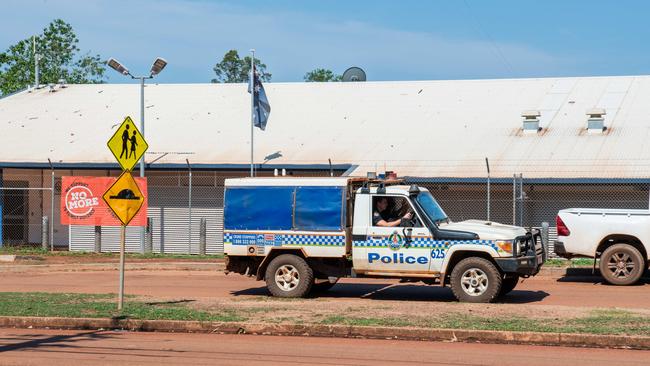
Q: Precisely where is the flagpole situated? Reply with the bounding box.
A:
[250,49,255,177]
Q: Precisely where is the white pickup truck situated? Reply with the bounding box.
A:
[556,208,650,285]
[224,177,545,303]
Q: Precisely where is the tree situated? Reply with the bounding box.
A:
[304,68,342,82]
[0,19,106,96]
[211,49,271,83]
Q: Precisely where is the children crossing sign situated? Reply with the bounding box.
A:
[107,116,149,172]
[102,172,145,226]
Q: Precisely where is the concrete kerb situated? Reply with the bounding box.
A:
[1,316,649,350]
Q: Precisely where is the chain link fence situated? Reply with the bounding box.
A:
[0,171,55,249]
[2,164,649,256]
[0,168,337,253]
[408,174,650,257]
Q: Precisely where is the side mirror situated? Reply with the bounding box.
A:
[408,185,420,196]
[402,227,413,247]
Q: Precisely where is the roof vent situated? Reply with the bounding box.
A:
[521,110,541,133]
[586,108,606,134]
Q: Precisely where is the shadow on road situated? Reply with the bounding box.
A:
[232,282,549,304]
[146,299,196,306]
[0,331,109,353]
[556,268,650,285]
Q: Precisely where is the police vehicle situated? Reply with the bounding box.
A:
[223,177,545,303]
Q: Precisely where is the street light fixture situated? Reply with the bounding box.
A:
[107,56,167,253]
[107,58,130,76]
[150,58,167,76]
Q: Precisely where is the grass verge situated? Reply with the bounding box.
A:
[0,292,242,322]
[2,292,649,337]
[320,309,650,337]
[544,258,595,267]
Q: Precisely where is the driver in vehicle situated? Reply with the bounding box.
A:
[373,197,413,227]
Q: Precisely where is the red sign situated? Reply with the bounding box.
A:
[61,176,148,226]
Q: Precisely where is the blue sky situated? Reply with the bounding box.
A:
[2,0,650,84]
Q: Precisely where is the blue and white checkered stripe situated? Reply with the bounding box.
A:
[224,232,345,247]
[282,234,345,246]
[354,238,498,251]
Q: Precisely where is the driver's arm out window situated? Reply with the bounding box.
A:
[371,196,422,228]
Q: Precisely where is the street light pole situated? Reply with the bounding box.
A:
[250,49,255,177]
[140,76,145,179]
[137,76,146,252]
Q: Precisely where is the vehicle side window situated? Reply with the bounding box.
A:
[224,187,294,230]
[371,195,422,228]
[294,186,344,231]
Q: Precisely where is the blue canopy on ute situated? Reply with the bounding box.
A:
[224,186,345,231]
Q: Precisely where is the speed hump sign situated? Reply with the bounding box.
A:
[102,171,145,226]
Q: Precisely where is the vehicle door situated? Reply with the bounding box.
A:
[363,194,432,274]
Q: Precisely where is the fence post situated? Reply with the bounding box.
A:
[41,216,49,250]
[541,221,550,259]
[199,218,206,255]
[518,174,524,227]
[94,226,101,253]
[512,174,517,225]
[145,217,153,253]
[49,160,54,251]
[186,159,192,254]
[485,158,490,222]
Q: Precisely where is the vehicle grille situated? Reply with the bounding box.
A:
[515,232,544,257]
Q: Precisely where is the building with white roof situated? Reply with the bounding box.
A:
[1,75,649,252]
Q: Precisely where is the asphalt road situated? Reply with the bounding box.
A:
[0,269,648,308]
[1,329,649,366]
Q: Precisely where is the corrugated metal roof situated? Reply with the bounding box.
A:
[1,76,650,178]
[226,177,351,187]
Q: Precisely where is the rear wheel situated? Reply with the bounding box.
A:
[599,244,644,286]
[498,275,519,297]
[450,257,502,303]
[265,254,314,298]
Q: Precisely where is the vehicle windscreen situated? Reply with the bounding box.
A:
[416,192,449,224]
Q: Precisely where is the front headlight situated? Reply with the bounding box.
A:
[496,240,513,253]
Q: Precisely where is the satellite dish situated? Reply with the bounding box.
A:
[342,67,366,82]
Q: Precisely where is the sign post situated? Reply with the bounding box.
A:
[118,225,125,309]
[104,116,148,311]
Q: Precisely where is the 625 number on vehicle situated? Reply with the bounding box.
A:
[431,249,446,259]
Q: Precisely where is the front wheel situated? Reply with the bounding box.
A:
[599,244,644,286]
[265,254,314,298]
[450,257,502,303]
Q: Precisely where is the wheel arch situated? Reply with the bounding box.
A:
[441,250,499,287]
[596,234,647,261]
